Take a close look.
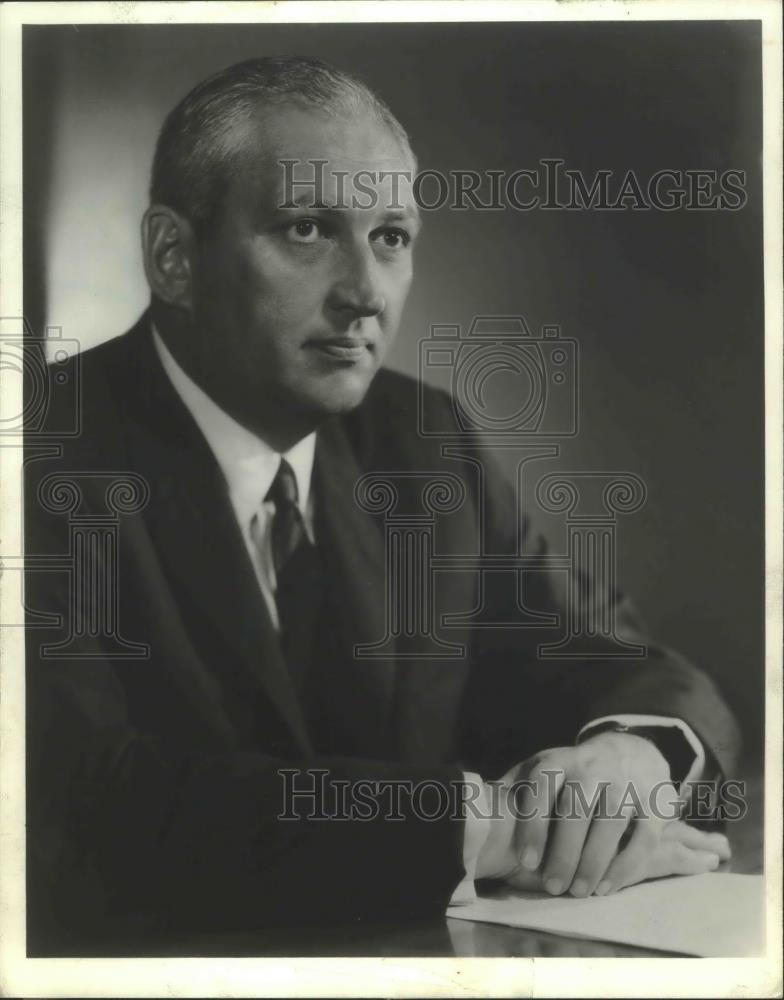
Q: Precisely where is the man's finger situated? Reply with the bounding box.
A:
[541,777,601,894]
[662,821,731,860]
[507,866,545,893]
[569,811,631,897]
[646,843,721,880]
[594,816,662,894]
[513,760,566,873]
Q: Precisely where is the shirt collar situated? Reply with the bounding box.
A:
[151,326,316,532]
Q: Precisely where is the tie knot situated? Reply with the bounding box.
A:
[266,457,299,509]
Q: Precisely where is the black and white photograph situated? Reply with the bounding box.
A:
[0,1,781,996]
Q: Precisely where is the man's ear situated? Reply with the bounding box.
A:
[141,205,196,309]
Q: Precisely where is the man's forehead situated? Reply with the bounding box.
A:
[233,104,417,210]
[255,104,410,163]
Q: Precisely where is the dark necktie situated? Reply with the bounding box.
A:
[265,458,322,686]
[266,457,308,580]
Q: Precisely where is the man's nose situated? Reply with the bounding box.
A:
[326,245,386,319]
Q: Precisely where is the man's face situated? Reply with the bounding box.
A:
[186,104,419,439]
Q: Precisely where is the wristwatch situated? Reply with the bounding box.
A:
[577,720,696,788]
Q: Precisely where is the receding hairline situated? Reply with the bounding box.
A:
[228,99,417,170]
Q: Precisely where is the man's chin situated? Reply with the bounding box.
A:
[301,367,378,417]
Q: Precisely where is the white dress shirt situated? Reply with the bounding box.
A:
[152,327,705,902]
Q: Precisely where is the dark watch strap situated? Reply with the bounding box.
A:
[577,721,696,787]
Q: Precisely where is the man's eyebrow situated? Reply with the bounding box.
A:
[379,207,422,227]
[277,192,332,210]
[273,194,422,227]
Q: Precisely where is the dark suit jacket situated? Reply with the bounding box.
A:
[24,314,740,954]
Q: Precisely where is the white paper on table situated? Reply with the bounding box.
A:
[447,873,765,957]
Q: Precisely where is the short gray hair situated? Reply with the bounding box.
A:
[150,55,413,233]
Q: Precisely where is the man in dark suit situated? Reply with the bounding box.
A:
[25,56,740,954]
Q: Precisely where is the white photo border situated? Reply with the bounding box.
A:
[1,2,781,996]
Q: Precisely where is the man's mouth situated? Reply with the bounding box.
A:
[308,337,373,362]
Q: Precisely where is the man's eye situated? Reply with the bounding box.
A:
[287,219,324,243]
[373,228,411,250]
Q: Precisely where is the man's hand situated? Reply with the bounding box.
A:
[506,732,682,897]
[505,820,731,894]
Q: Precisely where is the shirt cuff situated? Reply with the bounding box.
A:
[450,772,491,906]
[577,714,706,787]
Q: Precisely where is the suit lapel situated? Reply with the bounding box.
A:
[121,321,313,755]
[312,417,398,757]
